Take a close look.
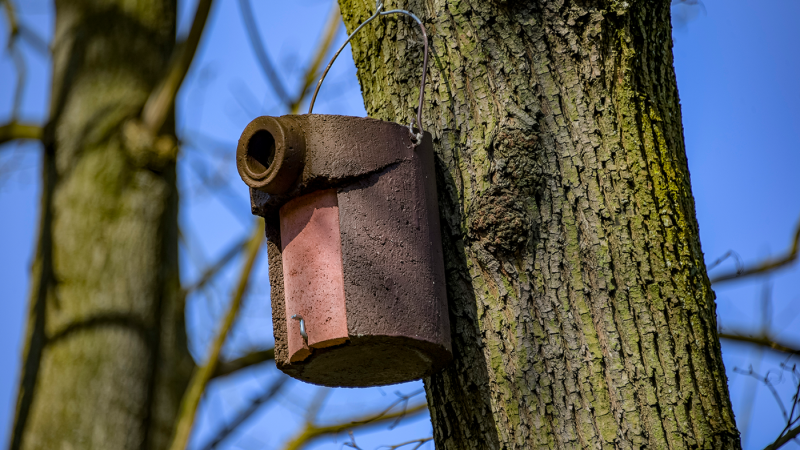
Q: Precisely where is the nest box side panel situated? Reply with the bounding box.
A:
[265,215,293,368]
[337,135,451,356]
[279,189,349,363]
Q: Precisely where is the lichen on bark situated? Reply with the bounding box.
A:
[339,0,740,448]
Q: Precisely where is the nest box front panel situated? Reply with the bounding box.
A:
[279,189,349,363]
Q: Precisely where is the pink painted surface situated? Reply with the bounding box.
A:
[280,189,349,363]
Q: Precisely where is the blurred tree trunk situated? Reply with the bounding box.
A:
[339,0,740,448]
[10,0,194,449]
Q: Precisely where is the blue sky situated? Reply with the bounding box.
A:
[1,0,799,449]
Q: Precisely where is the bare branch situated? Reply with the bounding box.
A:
[765,424,800,450]
[17,23,48,54]
[712,214,800,284]
[734,366,790,422]
[288,2,341,113]
[182,155,252,226]
[759,364,800,450]
[377,437,433,450]
[141,0,213,133]
[212,348,275,378]
[180,128,236,156]
[0,122,42,145]
[1,0,46,52]
[236,0,290,105]
[2,0,19,36]
[3,0,47,56]
[198,374,289,450]
[735,363,800,450]
[2,0,39,123]
[168,221,264,450]
[305,387,331,424]
[283,402,428,450]
[719,332,800,356]
[10,43,26,117]
[183,234,250,294]
[236,0,340,113]
[707,250,743,273]
[344,431,365,450]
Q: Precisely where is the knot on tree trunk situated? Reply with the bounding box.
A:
[490,127,543,191]
[467,187,530,255]
[122,119,178,170]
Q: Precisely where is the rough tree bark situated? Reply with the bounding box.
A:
[10,0,193,448]
[339,0,740,448]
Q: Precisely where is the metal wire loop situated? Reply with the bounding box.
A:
[308,1,429,144]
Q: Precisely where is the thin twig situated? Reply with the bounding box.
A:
[282,402,428,450]
[768,364,800,450]
[236,0,290,105]
[377,437,434,450]
[17,23,48,54]
[141,0,214,133]
[764,424,800,450]
[180,129,236,156]
[212,348,275,378]
[288,2,341,113]
[235,0,340,114]
[712,214,800,284]
[167,221,264,450]
[305,388,332,424]
[198,374,289,450]
[719,333,800,356]
[10,40,25,117]
[346,432,432,450]
[736,363,800,450]
[2,0,18,36]
[184,235,251,294]
[385,389,425,430]
[707,250,743,272]
[2,0,34,124]
[0,122,42,145]
[2,0,47,55]
[734,366,789,421]
[183,156,252,226]
[344,431,364,450]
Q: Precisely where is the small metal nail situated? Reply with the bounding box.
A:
[291,314,308,343]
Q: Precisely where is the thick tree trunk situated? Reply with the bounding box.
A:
[10,0,193,449]
[339,0,740,448]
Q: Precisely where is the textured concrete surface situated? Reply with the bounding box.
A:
[246,115,415,216]
[240,115,451,387]
[337,133,450,354]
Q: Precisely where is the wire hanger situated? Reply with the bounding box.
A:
[308,1,429,144]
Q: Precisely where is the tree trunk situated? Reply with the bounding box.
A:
[338,0,740,448]
[10,0,193,449]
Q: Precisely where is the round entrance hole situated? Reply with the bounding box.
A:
[245,130,276,176]
[236,115,306,194]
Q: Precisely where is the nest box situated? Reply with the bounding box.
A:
[236,114,451,387]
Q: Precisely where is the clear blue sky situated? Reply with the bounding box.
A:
[1,1,799,449]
